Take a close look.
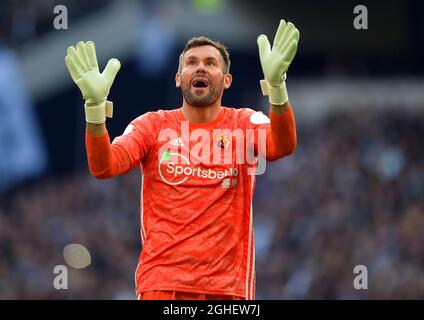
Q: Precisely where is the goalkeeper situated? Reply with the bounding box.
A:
[65,19,299,300]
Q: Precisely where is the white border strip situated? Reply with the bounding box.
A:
[245,173,256,299]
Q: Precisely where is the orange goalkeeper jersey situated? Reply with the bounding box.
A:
[85,105,296,299]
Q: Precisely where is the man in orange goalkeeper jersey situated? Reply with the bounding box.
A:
[65,19,299,300]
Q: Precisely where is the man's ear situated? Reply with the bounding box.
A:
[223,73,232,89]
[175,72,181,88]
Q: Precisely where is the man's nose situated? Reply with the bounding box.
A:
[195,63,206,73]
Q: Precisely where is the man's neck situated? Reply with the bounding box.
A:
[181,102,222,124]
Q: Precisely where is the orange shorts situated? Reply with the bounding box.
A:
[138,290,244,300]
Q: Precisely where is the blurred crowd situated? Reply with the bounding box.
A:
[0,170,141,299]
[1,107,423,299]
[255,107,424,299]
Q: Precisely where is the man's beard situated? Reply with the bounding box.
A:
[181,75,223,107]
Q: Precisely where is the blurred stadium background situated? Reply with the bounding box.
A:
[1,0,424,299]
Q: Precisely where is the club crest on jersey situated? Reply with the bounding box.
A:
[217,135,230,150]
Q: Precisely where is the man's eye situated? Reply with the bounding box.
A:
[187,60,196,65]
[207,62,216,66]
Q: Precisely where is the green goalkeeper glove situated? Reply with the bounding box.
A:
[65,41,121,124]
[257,19,300,105]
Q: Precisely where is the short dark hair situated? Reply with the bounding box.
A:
[178,36,230,74]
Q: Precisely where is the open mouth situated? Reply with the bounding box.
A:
[192,77,209,88]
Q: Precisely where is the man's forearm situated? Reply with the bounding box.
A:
[264,103,297,161]
[270,102,289,115]
[85,122,115,179]
[86,122,106,137]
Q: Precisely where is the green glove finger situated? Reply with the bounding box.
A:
[272,19,287,49]
[65,54,81,81]
[67,46,86,75]
[85,41,99,69]
[76,41,89,71]
[276,22,295,52]
[102,58,121,87]
[279,28,300,56]
[282,39,298,64]
[257,34,271,62]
